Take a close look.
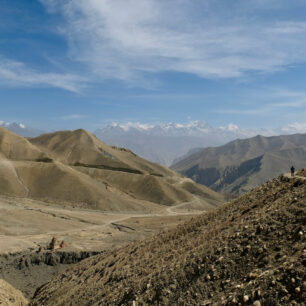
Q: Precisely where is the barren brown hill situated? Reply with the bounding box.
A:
[31,170,306,305]
[29,129,177,177]
[0,127,50,197]
[0,127,47,161]
[0,279,28,306]
[172,133,306,194]
[0,128,224,211]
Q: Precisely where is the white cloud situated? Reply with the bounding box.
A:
[40,0,306,84]
[223,123,240,132]
[0,57,87,92]
[281,122,306,134]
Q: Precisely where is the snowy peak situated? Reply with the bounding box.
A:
[95,121,271,138]
[94,121,277,166]
[94,120,306,166]
[0,121,44,137]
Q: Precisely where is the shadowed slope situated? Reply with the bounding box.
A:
[172,133,306,194]
[31,170,305,305]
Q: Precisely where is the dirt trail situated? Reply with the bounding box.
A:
[0,160,29,196]
[0,175,218,254]
[0,194,200,254]
[165,196,203,215]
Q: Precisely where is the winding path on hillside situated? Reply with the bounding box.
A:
[165,197,204,215]
[0,191,204,253]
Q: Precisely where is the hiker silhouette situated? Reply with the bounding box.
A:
[291,165,295,177]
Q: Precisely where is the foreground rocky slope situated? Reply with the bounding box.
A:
[172,133,306,195]
[0,127,224,212]
[0,279,28,306]
[31,169,305,305]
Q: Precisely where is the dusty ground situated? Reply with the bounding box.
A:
[0,195,198,255]
[0,195,198,299]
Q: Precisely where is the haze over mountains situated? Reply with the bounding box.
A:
[0,127,224,212]
[2,119,306,167]
[172,133,306,195]
[0,121,43,138]
[95,121,306,166]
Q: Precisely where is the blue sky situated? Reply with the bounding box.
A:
[1,0,306,132]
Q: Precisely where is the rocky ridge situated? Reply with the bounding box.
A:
[31,169,306,305]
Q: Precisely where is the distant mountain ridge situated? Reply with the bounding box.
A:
[2,120,306,166]
[0,121,44,137]
[94,121,279,166]
[171,133,306,195]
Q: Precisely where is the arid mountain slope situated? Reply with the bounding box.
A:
[0,279,28,306]
[0,127,47,161]
[31,170,306,305]
[172,133,306,194]
[0,128,224,211]
[30,129,180,177]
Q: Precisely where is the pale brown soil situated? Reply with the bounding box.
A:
[0,279,28,305]
[0,195,197,255]
[31,171,306,305]
[0,195,195,299]
[0,127,225,301]
[0,127,225,213]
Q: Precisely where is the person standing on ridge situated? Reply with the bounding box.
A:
[291,165,295,177]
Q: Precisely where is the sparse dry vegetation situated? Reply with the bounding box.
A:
[297,168,306,177]
[31,172,306,305]
[0,279,28,306]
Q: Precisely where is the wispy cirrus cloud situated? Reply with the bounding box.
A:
[39,0,306,84]
[215,87,306,116]
[0,57,87,92]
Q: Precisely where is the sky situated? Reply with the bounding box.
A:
[1,0,306,132]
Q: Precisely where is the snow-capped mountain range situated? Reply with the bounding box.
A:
[96,121,278,137]
[94,121,285,166]
[2,119,305,166]
[0,121,44,137]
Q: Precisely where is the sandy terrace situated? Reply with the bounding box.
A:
[0,196,196,254]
